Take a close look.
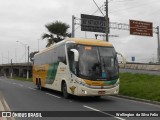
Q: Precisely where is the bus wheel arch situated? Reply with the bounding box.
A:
[61,80,70,99]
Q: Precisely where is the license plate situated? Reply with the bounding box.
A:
[98,91,105,95]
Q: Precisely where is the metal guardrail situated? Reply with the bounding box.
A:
[119,63,160,71]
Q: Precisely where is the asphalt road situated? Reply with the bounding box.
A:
[120,68,160,75]
[0,77,160,120]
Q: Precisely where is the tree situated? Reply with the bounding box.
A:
[30,51,39,62]
[42,21,71,47]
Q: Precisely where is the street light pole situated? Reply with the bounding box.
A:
[16,41,27,63]
[38,39,40,51]
[27,46,29,80]
[157,26,160,63]
[10,59,13,78]
[16,41,30,79]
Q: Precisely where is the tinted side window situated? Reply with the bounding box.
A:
[57,45,66,64]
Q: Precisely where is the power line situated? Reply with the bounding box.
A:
[92,4,104,15]
[92,0,105,17]
[73,3,105,33]
[108,0,114,3]
[113,0,137,2]
[109,0,157,14]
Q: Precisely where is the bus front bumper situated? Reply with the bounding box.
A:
[77,84,119,96]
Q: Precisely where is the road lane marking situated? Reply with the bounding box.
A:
[18,84,24,87]
[46,93,61,99]
[28,87,36,90]
[12,83,16,85]
[83,105,125,120]
[83,105,100,111]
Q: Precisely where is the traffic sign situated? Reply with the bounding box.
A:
[81,14,109,33]
[130,20,153,37]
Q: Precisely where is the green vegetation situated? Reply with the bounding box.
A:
[120,73,160,102]
[10,73,160,102]
[42,21,71,47]
[11,76,32,82]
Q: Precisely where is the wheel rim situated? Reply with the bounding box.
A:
[63,83,67,97]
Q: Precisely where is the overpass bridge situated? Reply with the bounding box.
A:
[1,62,159,78]
[0,63,32,77]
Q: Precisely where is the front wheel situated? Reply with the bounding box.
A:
[94,96,101,99]
[62,82,69,99]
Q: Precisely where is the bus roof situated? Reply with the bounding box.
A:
[35,38,113,56]
[68,38,113,47]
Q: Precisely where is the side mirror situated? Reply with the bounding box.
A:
[116,52,127,64]
[70,49,79,62]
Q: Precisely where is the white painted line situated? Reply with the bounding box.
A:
[28,87,36,90]
[18,84,24,87]
[83,105,100,111]
[46,93,61,99]
[83,105,125,120]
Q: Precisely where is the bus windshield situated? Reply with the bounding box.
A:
[78,45,119,81]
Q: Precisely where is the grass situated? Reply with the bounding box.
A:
[120,73,160,102]
[9,73,160,102]
[11,76,33,82]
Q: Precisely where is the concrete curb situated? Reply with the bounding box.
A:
[0,92,15,120]
[115,95,160,105]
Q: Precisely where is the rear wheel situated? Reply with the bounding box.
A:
[37,79,42,90]
[62,82,69,99]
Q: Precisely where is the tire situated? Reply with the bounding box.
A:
[62,82,69,99]
[37,80,42,90]
[94,96,101,99]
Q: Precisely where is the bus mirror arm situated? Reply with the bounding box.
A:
[70,49,79,62]
[116,52,127,64]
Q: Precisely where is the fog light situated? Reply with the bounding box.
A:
[82,90,87,94]
[114,90,119,94]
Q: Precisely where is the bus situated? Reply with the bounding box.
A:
[33,38,120,98]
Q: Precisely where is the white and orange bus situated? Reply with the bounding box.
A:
[33,38,120,98]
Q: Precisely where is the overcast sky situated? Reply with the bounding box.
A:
[0,0,160,64]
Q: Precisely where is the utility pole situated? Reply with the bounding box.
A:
[27,46,29,80]
[10,59,13,78]
[105,0,109,42]
[72,15,75,38]
[157,26,160,63]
